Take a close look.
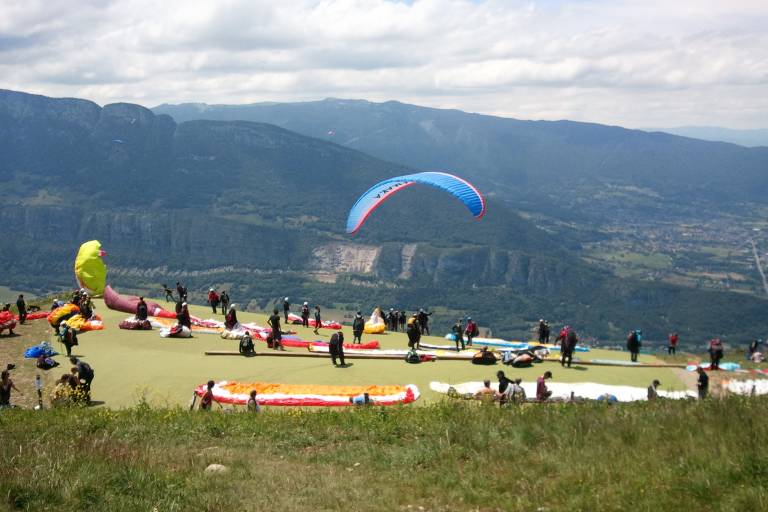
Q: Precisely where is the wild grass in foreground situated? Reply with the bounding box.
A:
[1,398,767,511]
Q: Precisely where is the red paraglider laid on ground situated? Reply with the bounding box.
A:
[104,285,176,319]
[286,313,342,329]
[0,311,17,334]
[194,381,419,406]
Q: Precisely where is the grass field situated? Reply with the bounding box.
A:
[2,297,767,511]
[2,298,692,410]
[1,398,766,511]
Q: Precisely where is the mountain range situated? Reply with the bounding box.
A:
[643,126,768,148]
[2,88,767,343]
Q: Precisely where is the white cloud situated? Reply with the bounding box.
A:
[0,0,766,128]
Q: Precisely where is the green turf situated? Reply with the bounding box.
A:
[35,299,686,409]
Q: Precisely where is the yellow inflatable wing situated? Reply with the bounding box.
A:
[74,240,107,296]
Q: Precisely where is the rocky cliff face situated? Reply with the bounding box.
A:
[0,204,580,294]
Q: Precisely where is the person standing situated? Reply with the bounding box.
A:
[282,297,291,324]
[162,284,175,302]
[301,302,310,328]
[465,317,478,347]
[219,291,230,315]
[70,357,94,403]
[313,305,321,335]
[16,295,27,324]
[538,319,547,344]
[207,289,219,314]
[697,367,709,400]
[668,332,678,355]
[417,309,432,335]
[268,309,284,350]
[0,370,22,408]
[555,325,569,347]
[561,328,577,368]
[176,282,186,302]
[536,371,553,401]
[136,297,148,321]
[329,331,345,366]
[80,294,94,319]
[626,330,640,362]
[452,319,465,351]
[352,311,364,344]
[399,310,406,332]
[58,322,78,357]
[407,315,421,349]
[709,338,724,370]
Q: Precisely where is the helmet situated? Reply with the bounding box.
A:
[304,301,308,305]
[210,288,214,292]
[285,297,289,301]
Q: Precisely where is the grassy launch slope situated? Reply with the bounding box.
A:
[10,298,687,409]
[1,398,767,511]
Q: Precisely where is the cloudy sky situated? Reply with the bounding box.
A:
[1,0,767,128]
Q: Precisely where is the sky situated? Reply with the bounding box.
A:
[1,0,767,129]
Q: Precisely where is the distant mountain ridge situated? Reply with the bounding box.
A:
[643,126,768,148]
[3,88,768,341]
[154,98,768,215]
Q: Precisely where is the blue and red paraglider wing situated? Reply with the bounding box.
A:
[345,171,485,235]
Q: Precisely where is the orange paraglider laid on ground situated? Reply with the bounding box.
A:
[194,381,420,406]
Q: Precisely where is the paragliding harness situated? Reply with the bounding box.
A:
[405,349,421,364]
[472,348,497,365]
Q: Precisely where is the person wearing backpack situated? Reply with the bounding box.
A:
[452,319,465,351]
[313,305,321,335]
[219,291,230,315]
[562,328,578,368]
[352,311,365,344]
[709,338,724,370]
[301,302,310,328]
[59,322,78,357]
[407,315,421,349]
[239,332,255,356]
[627,330,641,362]
[16,295,27,324]
[70,357,94,403]
[282,297,291,324]
[329,331,345,366]
[465,317,479,347]
[268,309,284,350]
[136,297,148,321]
[207,289,219,314]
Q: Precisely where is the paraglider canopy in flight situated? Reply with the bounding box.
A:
[346,171,485,234]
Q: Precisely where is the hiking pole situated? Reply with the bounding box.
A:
[35,374,43,410]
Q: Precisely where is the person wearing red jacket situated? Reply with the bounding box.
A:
[207,289,220,314]
[668,333,678,355]
[555,325,569,347]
